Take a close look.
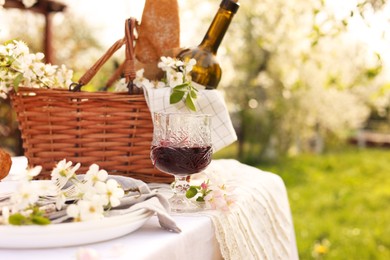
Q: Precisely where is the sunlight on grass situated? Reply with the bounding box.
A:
[215,146,390,259]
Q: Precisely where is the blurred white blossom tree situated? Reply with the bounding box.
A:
[182,0,390,159]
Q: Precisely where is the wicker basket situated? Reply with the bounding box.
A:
[10,18,173,184]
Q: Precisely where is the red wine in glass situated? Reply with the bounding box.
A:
[151,145,213,175]
[151,112,212,212]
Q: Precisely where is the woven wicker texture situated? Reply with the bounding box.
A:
[11,87,173,183]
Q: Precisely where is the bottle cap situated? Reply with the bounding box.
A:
[220,0,240,14]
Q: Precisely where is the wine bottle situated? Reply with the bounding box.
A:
[178,0,240,89]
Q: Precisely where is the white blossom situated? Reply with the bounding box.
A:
[0,40,74,99]
[10,182,40,211]
[167,71,184,88]
[113,78,128,92]
[133,69,150,88]
[2,157,125,225]
[1,207,10,224]
[33,180,58,197]
[24,165,42,181]
[66,198,105,222]
[50,159,80,189]
[204,184,236,212]
[84,164,108,186]
[157,56,176,71]
[95,179,124,207]
[22,0,37,8]
[55,190,67,210]
[155,81,166,89]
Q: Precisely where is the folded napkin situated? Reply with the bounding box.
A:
[104,175,181,233]
[143,87,237,152]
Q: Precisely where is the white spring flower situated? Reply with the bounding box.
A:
[0,40,74,99]
[113,78,128,92]
[51,159,81,189]
[13,54,33,71]
[158,56,176,72]
[43,64,57,76]
[134,69,153,88]
[12,40,30,56]
[66,199,105,222]
[33,180,58,197]
[154,81,165,89]
[55,190,67,210]
[185,58,196,72]
[202,173,237,212]
[84,164,108,186]
[0,83,9,99]
[167,71,184,88]
[1,207,10,225]
[22,0,38,8]
[32,62,46,77]
[204,185,236,212]
[3,158,125,224]
[54,64,73,88]
[10,165,43,182]
[95,179,124,207]
[10,182,40,211]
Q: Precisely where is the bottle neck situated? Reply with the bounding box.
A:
[199,1,239,54]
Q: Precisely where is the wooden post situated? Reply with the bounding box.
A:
[44,12,53,63]
[3,0,66,64]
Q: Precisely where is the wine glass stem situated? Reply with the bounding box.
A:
[173,175,190,198]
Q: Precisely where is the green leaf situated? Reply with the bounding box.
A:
[173,83,188,91]
[185,94,196,111]
[13,73,23,88]
[31,215,51,225]
[170,91,185,104]
[190,89,197,99]
[196,197,205,202]
[8,213,29,226]
[186,186,198,199]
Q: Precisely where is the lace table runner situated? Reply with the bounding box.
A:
[205,159,298,260]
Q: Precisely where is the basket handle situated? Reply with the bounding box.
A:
[69,18,139,93]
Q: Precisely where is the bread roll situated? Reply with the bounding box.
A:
[0,149,12,180]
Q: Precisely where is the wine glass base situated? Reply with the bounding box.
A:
[168,196,200,213]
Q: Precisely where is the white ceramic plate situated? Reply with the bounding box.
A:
[0,181,154,249]
[0,208,153,249]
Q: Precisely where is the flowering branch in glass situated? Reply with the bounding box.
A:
[0,159,125,226]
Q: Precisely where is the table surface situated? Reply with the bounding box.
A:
[0,157,298,260]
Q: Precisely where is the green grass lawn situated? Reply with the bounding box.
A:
[215,146,390,259]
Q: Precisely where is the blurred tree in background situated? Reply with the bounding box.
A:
[205,0,390,162]
[0,6,105,155]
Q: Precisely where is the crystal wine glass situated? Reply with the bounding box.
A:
[150,112,213,212]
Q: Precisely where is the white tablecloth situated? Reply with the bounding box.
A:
[0,216,221,260]
[0,157,298,260]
